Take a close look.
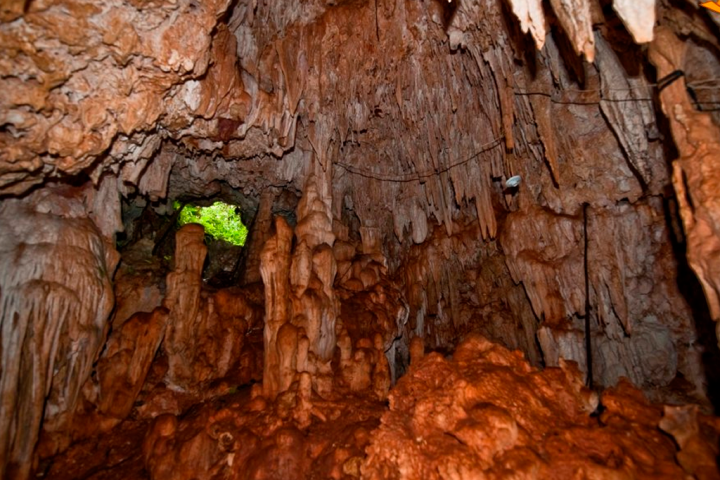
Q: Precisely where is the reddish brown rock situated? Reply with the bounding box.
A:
[260,216,294,400]
[163,224,208,389]
[650,27,720,342]
[0,192,118,479]
[96,308,169,420]
[2,1,720,479]
[0,0,233,195]
[161,225,257,393]
[140,384,384,480]
[660,404,720,479]
[363,334,694,479]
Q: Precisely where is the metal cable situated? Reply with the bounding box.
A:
[333,80,720,181]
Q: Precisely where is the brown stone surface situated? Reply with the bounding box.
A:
[363,335,704,480]
[96,307,169,420]
[260,216,294,399]
[649,27,720,336]
[0,190,118,479]
[39,336,720,480]
[0,0,233,195]
[162,225,259,392]
[2,0,720,478]
[38,226,264,457]
[141,384,384,480]
[260,176,397,400]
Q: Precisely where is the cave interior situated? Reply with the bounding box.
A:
[2,0,720,478]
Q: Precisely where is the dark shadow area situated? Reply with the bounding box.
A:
[433,0,459,31]
[663,196,720,414]
[116,181,261,289]
[497,0,538,76]
[596,0,643,77]
[541,1,587,87]
[667,0,720,55]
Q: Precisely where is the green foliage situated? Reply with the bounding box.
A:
[175,201,248,246]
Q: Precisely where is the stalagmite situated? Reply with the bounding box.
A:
[242,189,275,285]
[372,333,391,400]
[161,225,254,392]
[277,323,299,394]
[260,217,294,400]
[163,224,207,389]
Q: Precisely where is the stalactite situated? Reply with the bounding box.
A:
[506,0,547,49]
[612,0,656,44]
[594,34,654,186]
[137,149,175,202]
[503,200,699,390]
[548,0,595,61]
[2,1,720,477]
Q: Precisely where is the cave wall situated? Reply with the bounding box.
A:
[0,188,118,479]
[2,0,720,478]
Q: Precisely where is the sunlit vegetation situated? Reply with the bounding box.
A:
[174,201,248,246]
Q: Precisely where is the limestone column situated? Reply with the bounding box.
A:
[260,217,294,399]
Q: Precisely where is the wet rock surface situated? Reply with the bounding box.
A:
[2,0,720,478]
[364,335,713,479]
[40,335,720,480]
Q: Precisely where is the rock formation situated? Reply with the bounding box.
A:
[649,27,720,340]
[364,334,706,479]
[260,215,295,399]
[1,0,720,478]
[96,307,169,422]
[0,187,118,479]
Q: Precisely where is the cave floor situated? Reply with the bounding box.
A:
[37,385,386,480]
[38,418,150,480]
[35,341,720,480]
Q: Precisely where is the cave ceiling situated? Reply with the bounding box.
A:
[2,0,717,240]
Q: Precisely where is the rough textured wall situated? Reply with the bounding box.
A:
[2,0,717,393]
[650,27,720,332]
[2,0,720,477]
[363,334,717,480]
[0,189,118,479]
[0,0,233,195]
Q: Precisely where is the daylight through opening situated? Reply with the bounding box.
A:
[175,200,248,247]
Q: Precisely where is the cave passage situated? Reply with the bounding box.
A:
[175,200,249,247]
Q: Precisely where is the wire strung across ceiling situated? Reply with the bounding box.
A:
[333,80,720,182]
[334,136,505,183]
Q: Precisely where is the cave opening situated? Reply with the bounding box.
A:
[175,201,248,247]
[3,0,720,478]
